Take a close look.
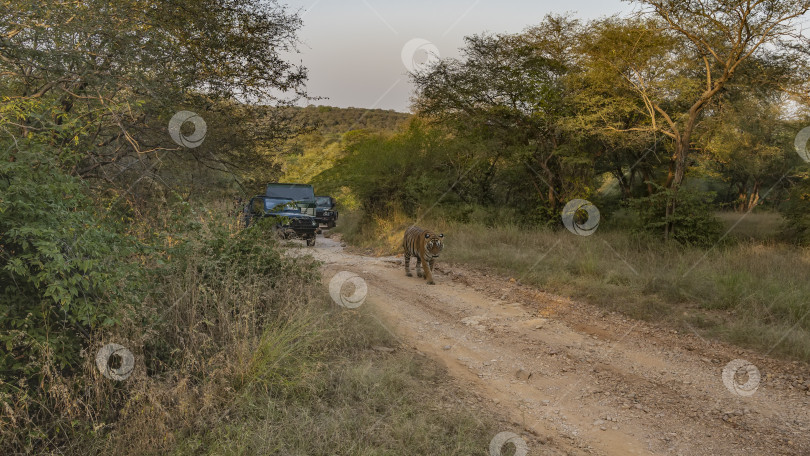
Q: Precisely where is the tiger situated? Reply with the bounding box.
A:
[403,225,444,285]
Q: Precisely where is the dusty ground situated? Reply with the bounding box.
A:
[296,234,810,455]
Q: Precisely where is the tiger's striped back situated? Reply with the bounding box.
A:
[403,226,425,257]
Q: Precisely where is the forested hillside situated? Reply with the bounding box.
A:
[282,105,411,134]
[277,106,410,199]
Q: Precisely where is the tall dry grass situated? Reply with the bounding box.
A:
[3,204,501,455]
[338,210,810,361]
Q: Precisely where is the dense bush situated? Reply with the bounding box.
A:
[627,184,724,247]
[0,187,325,453]
[779,175,810,245]
[0,141,139,451]
[0,142,136,382]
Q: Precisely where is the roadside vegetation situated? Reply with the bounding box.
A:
[0,1,499,454]
[323,3,810,363]
[4,0,810,452]
[337,209,810,361]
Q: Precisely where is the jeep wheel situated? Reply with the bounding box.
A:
[306,236,316,247]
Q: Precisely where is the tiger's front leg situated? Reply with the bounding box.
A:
[404,252,412,277]
[425,258,435,285]
[416,256,423,278]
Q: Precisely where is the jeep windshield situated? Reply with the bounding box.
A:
[264,198,300,213]
[315,197,332,208]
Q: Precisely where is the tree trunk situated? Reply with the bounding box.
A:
[748,181,760,210]
[615,166,632,198]
[663,115,698,240]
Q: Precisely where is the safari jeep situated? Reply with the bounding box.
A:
[314,196,338,228]
[245,195,319,246]
[265,183,317,217]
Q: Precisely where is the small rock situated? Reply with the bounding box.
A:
[515,368,532,381]
[442,345,452,350]
[593,419,606,426]
[372,346,394,353]
[340,242,347,247]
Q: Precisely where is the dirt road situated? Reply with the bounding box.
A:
[303,235,810,455]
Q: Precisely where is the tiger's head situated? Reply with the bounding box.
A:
[424,232,444,258]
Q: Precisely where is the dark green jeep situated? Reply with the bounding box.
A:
[315,196,338,228]
[244,195,319,246]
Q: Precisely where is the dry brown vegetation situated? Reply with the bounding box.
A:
[1,205,502,455]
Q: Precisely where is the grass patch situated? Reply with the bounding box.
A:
[715,211,785,242]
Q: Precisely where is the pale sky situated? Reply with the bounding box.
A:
[281,0,636,112]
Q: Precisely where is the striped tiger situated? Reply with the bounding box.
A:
[403,226,444,285]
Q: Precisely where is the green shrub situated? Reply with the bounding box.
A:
[628,183,724,247]
[0,141,140,452]
[0,142,136,383]
[779,176,810,245]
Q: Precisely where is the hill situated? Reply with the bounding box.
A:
[278,106,411,194]
[283,105,411,135]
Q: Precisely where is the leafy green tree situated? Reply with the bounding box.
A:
[609,0,809,192]
[0,0,308,193]
[700,97,797,211]
[579,2,809,237]
[412,18,597,217]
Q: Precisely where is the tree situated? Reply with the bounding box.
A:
[0,0,308,195]
[624,0,809,190]
[700,96,796,211]
[411,17,597,217]
[580,1,809,237]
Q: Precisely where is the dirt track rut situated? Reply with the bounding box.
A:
[303,236,810,455]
